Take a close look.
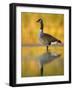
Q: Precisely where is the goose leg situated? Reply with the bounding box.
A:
[47,46,48,52]
[41,64,43,76]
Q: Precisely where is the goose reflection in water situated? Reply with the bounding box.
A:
[22,50,61,77]
[37,51,61,76]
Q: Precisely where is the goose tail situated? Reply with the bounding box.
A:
[57,40,64,46]
[57,40,61,43]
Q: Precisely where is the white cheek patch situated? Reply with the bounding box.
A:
[51,42,57,45]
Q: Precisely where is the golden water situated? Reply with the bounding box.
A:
[21,46,64,77]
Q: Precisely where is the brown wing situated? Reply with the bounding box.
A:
[42,33,60,43]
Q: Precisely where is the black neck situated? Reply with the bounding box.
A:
[40,21,43,32]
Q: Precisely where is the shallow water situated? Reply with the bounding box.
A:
[21,46,64,77]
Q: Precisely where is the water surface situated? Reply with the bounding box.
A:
[21,46,64,77]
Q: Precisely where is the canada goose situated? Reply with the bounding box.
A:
[37,18,62,52]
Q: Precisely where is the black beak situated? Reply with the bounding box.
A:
[36,19,40,22]
[36,18,42,22]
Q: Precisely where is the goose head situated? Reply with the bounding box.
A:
[36,18,43,23]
